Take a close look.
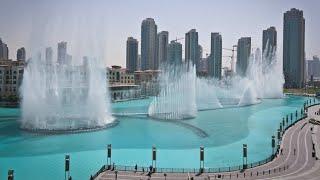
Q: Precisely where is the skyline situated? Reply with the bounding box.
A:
[0,0,319,67]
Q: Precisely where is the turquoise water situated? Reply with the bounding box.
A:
[0,95,315,179]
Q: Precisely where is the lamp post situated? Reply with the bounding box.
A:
[107,144,112,169]
[200,146,204,173]
[272,136,275,157]
[152,146,156,172]
[8,169,14,180]
[243,144,248,169]
[65,155,70,180]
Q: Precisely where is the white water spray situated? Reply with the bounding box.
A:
[20,54,114,131]
[148,48,284,120]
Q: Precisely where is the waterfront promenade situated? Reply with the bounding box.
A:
[95,104,320,180]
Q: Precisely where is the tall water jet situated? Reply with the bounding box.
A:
[20,54,114,131]
[196,78,222,110]
[246,47,284,99]
[147,43,283,120]
[148,63,197,120]
[238,82,260,106]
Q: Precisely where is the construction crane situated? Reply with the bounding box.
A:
[222,45,237,73]
[172,37,184,42]
[222,55,233,71]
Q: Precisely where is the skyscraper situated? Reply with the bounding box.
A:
[307,56,320,80]
[141,18,157,70]
[167,40,182,64]
[236,37,251,76]
[17,47,26,61]
[57,42,67,65]
[83,56,89,67]
[157,31,169,67]
[196,44,203,72]
[283,8,305,88]
[45,47,53,64]
[0,38,9,60]
[262,26,277,58]
[126,37,138,73]
[185,29,199,68]
[208,33,222,79]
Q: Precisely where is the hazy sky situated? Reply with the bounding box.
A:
[0,0,319,67]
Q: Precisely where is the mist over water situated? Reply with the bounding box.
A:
[149,48,284,120]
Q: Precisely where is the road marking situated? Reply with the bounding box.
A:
[258,124,310,180]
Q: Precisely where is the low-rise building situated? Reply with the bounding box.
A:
[107,65,141,101]
[134,70,160,96]
[0,59,25,100]
[107,65,135,85]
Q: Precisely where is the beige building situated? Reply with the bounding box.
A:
[107,65,140,101]
[134,70,160,96]
[107,65,135,85]
[0,59,25,98]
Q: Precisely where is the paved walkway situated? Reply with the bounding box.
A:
[95,104,320,180]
